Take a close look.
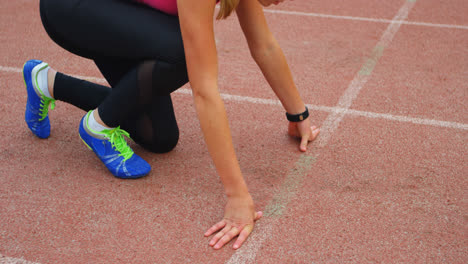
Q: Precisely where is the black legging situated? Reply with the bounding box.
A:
[39,0,189,153]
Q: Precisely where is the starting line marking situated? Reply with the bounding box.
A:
[227,1,418,263]
[1,66,466,131]
[317,0,416,147]
[263,9,468,30]
[0,254,40,264]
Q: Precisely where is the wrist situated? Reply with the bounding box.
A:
[225,183,250,198]
[226,192,253,207]
[286,106,309,122]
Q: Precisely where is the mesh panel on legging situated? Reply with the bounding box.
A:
[121,95,180,153]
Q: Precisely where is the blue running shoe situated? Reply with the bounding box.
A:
[23,59,55,139]
[79,111,151,179]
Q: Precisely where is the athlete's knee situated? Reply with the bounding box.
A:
[146,129,179,154]
[167,60,189,87]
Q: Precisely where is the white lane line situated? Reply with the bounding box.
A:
[0,66,22,73]
[2,66,466,130]
[263,9,468,30]
[344,108,468,130]
[316,0,417,147]
[226,1,417,263]
[0,254,41,264]
[0,65,106,84]
[178,89,468,130]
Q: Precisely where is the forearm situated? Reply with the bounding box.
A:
[251,41,306,114]
[193,91,249,197]
[178,0,250,198]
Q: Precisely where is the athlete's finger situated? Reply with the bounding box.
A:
[233,225,254,249]
[300,134,309,152]
[310,127,320,142]
[205,220,226,237]
[209,224,231,246]
[214,226,240,249]
[255,211,263,221]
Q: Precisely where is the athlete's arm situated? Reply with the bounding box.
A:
[237,0,319,151]
[177,0,261,250]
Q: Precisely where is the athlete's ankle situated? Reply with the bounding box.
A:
[86,110,112,135]
[32,62,54,99]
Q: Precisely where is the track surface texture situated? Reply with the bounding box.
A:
[0,0,467,263]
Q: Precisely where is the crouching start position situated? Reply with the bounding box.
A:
[24,0,319,250]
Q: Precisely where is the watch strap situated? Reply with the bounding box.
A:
[286,107,309,122]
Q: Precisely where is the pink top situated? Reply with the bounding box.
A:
[136,0,219,16]
[136,0,178,16]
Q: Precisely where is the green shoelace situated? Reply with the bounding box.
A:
[38,96,56,121]
[102,126,134,161]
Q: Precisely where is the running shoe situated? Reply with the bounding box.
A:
[79,111,151,179]
[23,59,55,139]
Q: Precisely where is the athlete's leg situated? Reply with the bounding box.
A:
[36,0,188,177]
[40,0,186,62]
[53,72,111,111]
[30,57,182,153]
[94,59,180,153]
[40,0,188,127]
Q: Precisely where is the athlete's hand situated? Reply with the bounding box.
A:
[205,195,262,250]
[258,0,286,7]
[288,118,320,152]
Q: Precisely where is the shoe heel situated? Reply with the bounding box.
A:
[23,62,31,92]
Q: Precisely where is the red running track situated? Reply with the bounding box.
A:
[0,0,467,263]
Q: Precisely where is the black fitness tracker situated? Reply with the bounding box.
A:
[286,107,309,122]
